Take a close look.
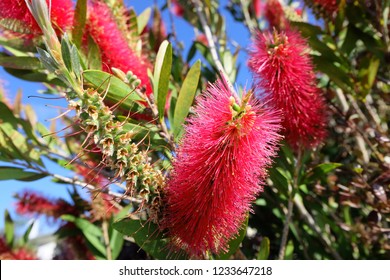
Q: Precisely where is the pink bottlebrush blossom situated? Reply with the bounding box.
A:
[163,77,281,258]
[0,237,36,260]
[87,1,153,96]
[264,0,288,30]
[252,0,263,18]
[170,0,185,17]
[248,29,327,150]
[15,190,78,219]
[0,0,73,35]
[311,0,338,16]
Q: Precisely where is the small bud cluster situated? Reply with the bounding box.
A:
[69,87,164,218]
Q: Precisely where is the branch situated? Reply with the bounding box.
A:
[191,0,237,96]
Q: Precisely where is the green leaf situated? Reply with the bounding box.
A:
[109,228,124,260]
[113,218,163,243]
[87,35,102,70]
[173,60,201,138]
[153,40,172,119]
[21,222,35,246]
[4,68,67,87]
[83,70,145,110]
[0,56,41,70]
[61,215,106,257]
[5,210,14,247]
[285,240,294,260]
[257,237,270,260]
[137,8,151,34]
[0,167,46,181]
[71,45,82,78]
[215,215,248,260]
[312,162,343,177]
[291,21,323,36]
[61,36,72,71]
[72,0,87,48]
[113,217,179,259]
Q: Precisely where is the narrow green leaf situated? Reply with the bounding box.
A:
[37,48,58,72]
[153,40,172,119]
[285,240,294,260]
[71,45,82,78]
[87,35,102,70]
[312,162,343,177]
[257,237,270,260]
[5,210,15,247]
[137,8,151,34]
[83,70,145,110]
[109,229,124,260]
[72,0,87,48]
[0,167,46,181]
[0,56,41,70]
[215,215,248,260]
[113,218,163,243]
[291,21,323,36]
[22,222,35,246]
[61,215,103,237]
[61,36,72,71]
[173,60,201,138]
[61,215,106,257]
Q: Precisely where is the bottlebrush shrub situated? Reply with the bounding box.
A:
[162,77,281,258]
[87,1,153,96]
[248,29,327,151]
[0,0,73,35]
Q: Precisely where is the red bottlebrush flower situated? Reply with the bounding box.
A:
[264,0,288,30]
[163,77,281,258]
[252,0,263,18]
[15,191,77,219]
[248,29,327,150]
[170,0,185,17]
[0,237,37,260]
[0,0,73,35]
[87,1,153,96]
[310,0,338,16]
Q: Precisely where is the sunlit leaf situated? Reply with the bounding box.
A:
[153,40,172,120]
[173,60,201,138]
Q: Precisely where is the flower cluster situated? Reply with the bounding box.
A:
[15,191,78,219]
[163,77,281,258]
[248,29,327,150]
[69,87,164,217]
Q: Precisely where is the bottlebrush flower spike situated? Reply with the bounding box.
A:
[305,0,338,18]
[87,1,153,95]
[248,29,327,150]
[264,0,288,30]
[163,77,281,258]
[15,190,78,219]
[0,0,73,35]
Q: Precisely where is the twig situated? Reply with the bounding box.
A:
[240,0,257,35]
[191,0,237,96]
[278,148,303,260]
[102,219,112,260]
[51,173,143,204]
[293,196,342,260]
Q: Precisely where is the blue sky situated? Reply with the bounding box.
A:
[0,0,255,237]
